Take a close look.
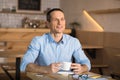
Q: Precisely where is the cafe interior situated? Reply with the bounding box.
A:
[0,0,120,80]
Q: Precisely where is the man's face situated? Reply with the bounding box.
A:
[47,11,66,34]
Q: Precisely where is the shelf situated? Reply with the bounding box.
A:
[88,8,120,14]
[0,28,71,33]
[0,28,49,32]
[0,11,45,15]
[0,28,71,51]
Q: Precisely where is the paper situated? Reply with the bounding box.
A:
[72,72,102,79]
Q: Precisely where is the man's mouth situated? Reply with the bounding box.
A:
[57,25,63,29]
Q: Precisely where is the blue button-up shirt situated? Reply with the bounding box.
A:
[20,33,91,71]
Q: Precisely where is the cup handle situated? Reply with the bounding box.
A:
[59,63,64,70]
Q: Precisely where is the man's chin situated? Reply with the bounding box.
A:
[55,32,63,34]
[56,30,64,33]
[56,29,65,32]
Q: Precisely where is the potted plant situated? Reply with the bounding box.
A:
[69,21,81,37]
[69,21,81,29]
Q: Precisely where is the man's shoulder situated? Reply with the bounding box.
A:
[63,34,78,40]
[32,33,48,41]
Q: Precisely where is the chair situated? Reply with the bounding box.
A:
[0,57,31,80]
[1,57,20,80]
[111,72,120,80]
[110,55,120,80]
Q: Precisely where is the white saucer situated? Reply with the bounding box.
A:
[57,71,74,75]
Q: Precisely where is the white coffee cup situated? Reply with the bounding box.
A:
[60,62,71,71]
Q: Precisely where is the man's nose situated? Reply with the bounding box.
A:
[58,20,61,25]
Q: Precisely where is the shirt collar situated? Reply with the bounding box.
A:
[48,33,65,44]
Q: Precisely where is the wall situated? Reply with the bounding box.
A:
[60,0,120,32]
[0,28,71,51]
[1,0,119,32]
[90,11,120,32]
[0,0,60,28]
[103,32,120,73]
[75,30,120,74]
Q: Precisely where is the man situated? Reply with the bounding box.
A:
[20,8,91,74]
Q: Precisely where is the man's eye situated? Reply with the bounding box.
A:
[52,19,57,21]
[61,18,65,21]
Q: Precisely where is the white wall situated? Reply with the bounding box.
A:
[60,0,120,32]
[0,0,60,28]
[91,13,120,32]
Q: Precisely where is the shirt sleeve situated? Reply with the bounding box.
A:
[20,37,40,72]
[73,38,91,71]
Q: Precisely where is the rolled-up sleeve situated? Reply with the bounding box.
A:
[73,39,91,71]
[20,37,40,72]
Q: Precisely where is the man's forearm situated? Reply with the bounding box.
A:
[25,63,49,73]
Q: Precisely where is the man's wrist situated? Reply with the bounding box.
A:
[81,64,89,73]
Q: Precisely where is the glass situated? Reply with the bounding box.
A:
[78,74,88,80]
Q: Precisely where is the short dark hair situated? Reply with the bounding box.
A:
[46,8,64,22]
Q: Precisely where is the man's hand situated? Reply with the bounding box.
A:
[71,63,88,74]
[48,63,61,73]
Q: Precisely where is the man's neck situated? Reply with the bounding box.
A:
[50,32,63,43]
